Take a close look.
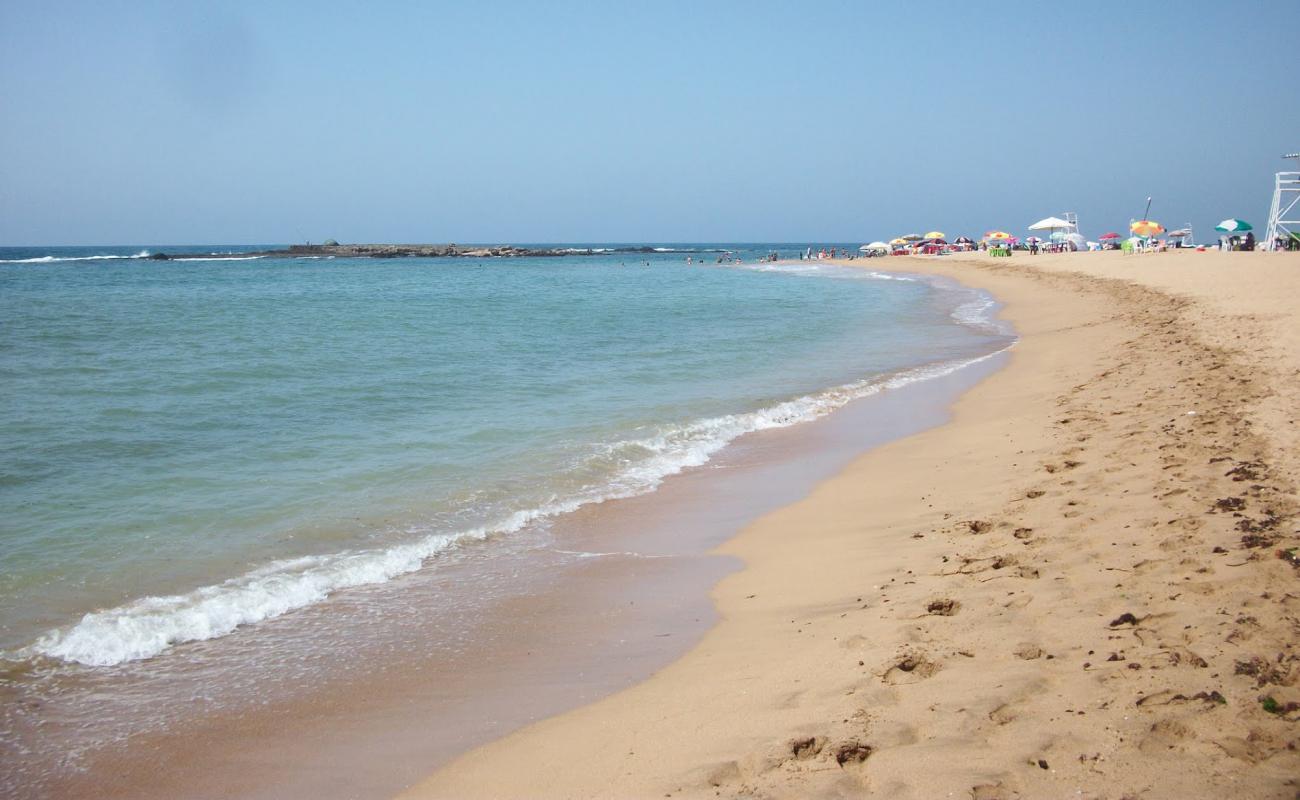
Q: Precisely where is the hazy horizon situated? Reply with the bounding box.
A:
[3,0,1297,246]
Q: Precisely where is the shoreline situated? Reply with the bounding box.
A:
[12,264,1011,799]
[403,250,1300,799]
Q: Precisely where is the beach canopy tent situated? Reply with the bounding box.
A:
[1214,218,1252,232]
[1028,216,1074,231]
[1130,219,1165,237]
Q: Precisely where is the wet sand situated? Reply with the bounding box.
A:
[404,250,1300,799]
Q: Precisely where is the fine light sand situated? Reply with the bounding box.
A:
[402,250,1300,799]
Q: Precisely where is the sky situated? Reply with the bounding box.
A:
[1,0,1297,246]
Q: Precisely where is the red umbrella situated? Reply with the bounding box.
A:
[1099,232,1122,240]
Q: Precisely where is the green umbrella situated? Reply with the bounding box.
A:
[1214,219,1252,232]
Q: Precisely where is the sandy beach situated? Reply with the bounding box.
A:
[402,249,1300,799]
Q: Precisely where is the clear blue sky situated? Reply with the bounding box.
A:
[2,0,1296,245]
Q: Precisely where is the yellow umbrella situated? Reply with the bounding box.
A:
[1130,219,1165,237]
[924,230,945,240]
[889,237,908,246]
[983,231,1012,240]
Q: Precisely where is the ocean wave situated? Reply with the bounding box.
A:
[0,250,152,263]
[732,261,919,283]
[651,247,729,253]
[168,256,264,262]
[19,329,1011,668]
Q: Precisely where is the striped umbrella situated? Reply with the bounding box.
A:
[1214,218,1252,232]
[1130,219,1165,237]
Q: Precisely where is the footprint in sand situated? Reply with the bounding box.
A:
[882,651,940,684]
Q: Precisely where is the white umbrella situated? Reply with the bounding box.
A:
[1028,216,1073,231]
[861,241,890,250]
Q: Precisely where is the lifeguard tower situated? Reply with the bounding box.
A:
[1264,153,1299,251]
[1168,224,1195,248]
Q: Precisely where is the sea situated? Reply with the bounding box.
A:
[0,244,1014,797]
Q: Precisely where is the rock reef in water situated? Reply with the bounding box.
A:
[146,244,726,261]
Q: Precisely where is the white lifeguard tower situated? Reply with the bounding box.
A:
[1168,224,1195,248]
[1264,153,1299,251]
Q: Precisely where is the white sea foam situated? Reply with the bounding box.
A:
[168,256,264,262]
[0,250,152,263]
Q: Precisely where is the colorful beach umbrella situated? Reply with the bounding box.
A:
[1130,219,1165,237]
[889,237,908,246]
[983,231,1012,240]
[923,230,945,240]
[1098,232,1122,240]
[1214,218,1252,232]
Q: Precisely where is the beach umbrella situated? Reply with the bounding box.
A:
[1130,219,1165,237]
[1214,218,1252,232]
[1028,216,1073,231]
[954,236,974,244]
[1099,232,1122,240]
[923,230,945,240]
[864,241,890,250]
[1167,228,1192,238]
[983,231,1012,241]
[1025,236,1043,244]
[901,233,923,241]
[889,237,908,246]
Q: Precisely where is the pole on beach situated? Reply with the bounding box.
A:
[1142,197,1153,221]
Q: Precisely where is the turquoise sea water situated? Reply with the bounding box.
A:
[0,245,1009,669]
